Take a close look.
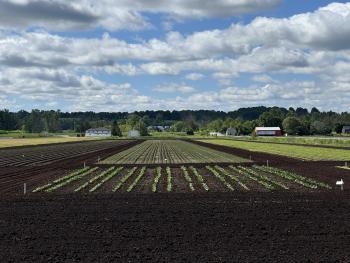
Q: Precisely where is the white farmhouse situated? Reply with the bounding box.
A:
[128,130,140,137]
[85,127,111,137]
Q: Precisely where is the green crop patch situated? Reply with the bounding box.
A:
[197,139,350,161]
[101,140,249,164]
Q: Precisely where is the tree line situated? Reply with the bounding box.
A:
[0,106,349,136]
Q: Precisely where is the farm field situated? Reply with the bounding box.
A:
[197,139,350,161]
[0,140,134,167]
[102,140,249,164]
[219,136,350,148]
[30,164,332,194]
[2,193,350,262]
[0,136,99,149]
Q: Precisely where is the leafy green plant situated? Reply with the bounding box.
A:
[45,167,99,192]
[166,167,172,192]
[113,167,137,192]
[181,166,195,191]
[206,166,234,191]
[190,166,209,191]
[231,165,274,190]
[32,166,91,193]
[127,166,146,192]
[152,167,162,192]
[74,166,115,192]
[237,166,288,190]
[90,167,123,192]
[214,165,249,190]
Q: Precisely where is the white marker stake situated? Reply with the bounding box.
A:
[336,179,344,191]
[84,162,86,168]
[24,183,26,195]
[266,160,269,167]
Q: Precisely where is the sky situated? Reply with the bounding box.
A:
[0,0,350,113]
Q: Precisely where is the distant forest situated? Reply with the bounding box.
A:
[1,106,350,136]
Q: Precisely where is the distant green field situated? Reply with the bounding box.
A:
[225,136,350,148]
[0,137,99,148]
[197,139,350,161]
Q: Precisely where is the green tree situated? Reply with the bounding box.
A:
[136,119,148,136]
[282,117,303,135]
[310,121,331,135]
[258,108,285,128]
[111,121,122,137]
[171,121,185,132]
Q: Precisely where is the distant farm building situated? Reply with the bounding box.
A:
[85,127,111,137]
[128,130,140,137]
[209,132,225,137]
[226,128,237,136]
[342,126,350,134]
[255,127,282,136]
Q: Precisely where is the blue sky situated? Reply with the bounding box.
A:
[0,0,350,112]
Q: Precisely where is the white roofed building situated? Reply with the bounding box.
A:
[255,127,282,136]
[85,127,111,137]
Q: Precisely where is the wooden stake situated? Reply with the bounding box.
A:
[24,183,26,195]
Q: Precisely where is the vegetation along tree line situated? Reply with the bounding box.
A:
[1,106,350,136]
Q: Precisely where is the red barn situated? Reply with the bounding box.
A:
[255,127,282,136]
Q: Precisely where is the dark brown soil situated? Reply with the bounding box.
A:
[1,192,350,262]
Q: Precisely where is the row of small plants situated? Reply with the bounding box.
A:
[214,166,249,190]
[74,166,115,192]
[254,165,332,189]
[152,167,162,192]
[189,166,209,191]
[113,167,137,192]
[236,166,289,190]
[32,165,332,193]
[90,167,124,192]
[181,166,195,191]
[206,166,234,191]
[127,166,146,192]
[32,167,91,192]
[230,166,275,190]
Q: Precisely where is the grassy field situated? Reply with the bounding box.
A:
[197,139,350,161]
[222,136,350,147]
[0,137,99,149]
[102,140,249,164]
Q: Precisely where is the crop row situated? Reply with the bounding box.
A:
[0,140,133,167]
[32,165,332,193]
[102,140,249,164]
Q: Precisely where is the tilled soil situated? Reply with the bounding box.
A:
[0,140,142,194]
[1,192,350,262]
